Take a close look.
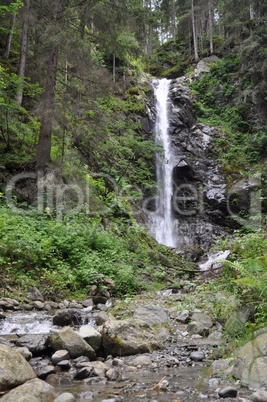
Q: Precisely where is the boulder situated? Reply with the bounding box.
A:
[191,312,213,328]
[75,361,108,376]
[231,333,267,389]
[32,301,44,310]
[218,386,238,398]
[51,350,70,365]
[251,390,267,402]
[37,365,56,380]
[133,305,169,326]
[225,305,254,335]
[13,347,32,361]
[52,310,82,326]
[0,378,55,402]
[101,318,164,356]
[49,327,96,360]
[0,345,36,391]
[28,288,44,302]
[190,351,205,361]
[54,393,76,402]
[187,321,209,336]
[210,358,234,374]
[16,334,48,355]
[77,325,102,351]
[176,310,190,323]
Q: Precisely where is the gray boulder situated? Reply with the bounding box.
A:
[218,386,238,398]
[133,305,169,326]
[54,393,76,402]
[28,287,44,302]
[16,334,48,355]
[251,390,267,402]
[176,310,190,323]
[191,312,213,328]
[225,305,254,335]
[101,318,164,356]
[13,347,32,361]
[187,321,209,336]
[49,327,96,360]
[0,378,55,401]
[77,325,102,351]
[51,350,70,365]
[231,333,267,389]
[0,344,36,391]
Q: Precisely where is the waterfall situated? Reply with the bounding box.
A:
[149,78,176,248]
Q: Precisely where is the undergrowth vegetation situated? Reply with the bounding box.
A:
[0,198,188,299]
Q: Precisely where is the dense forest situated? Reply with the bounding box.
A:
[0,0,267,330]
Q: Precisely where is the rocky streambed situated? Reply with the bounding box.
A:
[0,287,267,402]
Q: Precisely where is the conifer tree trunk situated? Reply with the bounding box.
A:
[36,44,59,171]
[191,0,199,61]
[16,0,30,106]
[36,0,64,172]
[113,54,116,82]
[172,0,176,44]
[4,13,16,59]
[209,0,213,54]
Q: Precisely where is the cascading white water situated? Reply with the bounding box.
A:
[149,78,176,248]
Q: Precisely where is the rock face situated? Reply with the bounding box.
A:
[101,318,164,356]
[231,333,267,389]
[49,327,96,360]
[147,77,259,255]
[0,345,36,391]
[0,378,55,402]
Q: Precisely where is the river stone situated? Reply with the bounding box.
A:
[56,360,71,370]
[54,393,76,402]
[28,287,44,302]
[218,386,238,398]
[76,361,108,376]
[101,318,164,357]
[133,305,169,326]
[32,301,44,310]
[13,346,32,361]
[187,321,209,336]
[77,325,102,351]
[191,312,213,328]
[82,298,93,308]
[225,305,254,335]
[49,327,96,360]
[130,355,152,366]
[0,345,36,391]
[210,358,235,374]
[51,350,70,364]
[0,338,14,347]
[16,334,48,354]
[251,390,267,402]
[53,310,82,326]
[95,311,109,326]
[37,365,56,380]
[106,368,119,381]
[190,351,205,361]
[241,356,267,389]
[74,367,93,380]
[0,378,55,401]
[176,310,190,323]
[231,333,267,388]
